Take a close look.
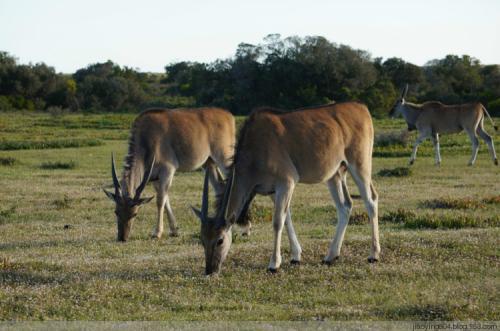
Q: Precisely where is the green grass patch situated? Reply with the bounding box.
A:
[0,138,103,150]
[0,156,17,166]
[377,167,412,177]
[40,160,77,170]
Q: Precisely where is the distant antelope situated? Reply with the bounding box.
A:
[192,102,380,275]
[103,107,235,242]
[390,85,498,166]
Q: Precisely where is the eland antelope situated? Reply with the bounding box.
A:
[103,107,235,242]
[193,102,380,275]
[390,85,498,166]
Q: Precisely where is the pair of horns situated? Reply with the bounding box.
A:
[111,153,155,201]
[401,84,409,99]
[197,168,233,225]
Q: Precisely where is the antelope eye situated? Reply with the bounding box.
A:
[216,238,224,246]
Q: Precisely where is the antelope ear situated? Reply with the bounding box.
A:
[103,189,116,201]
[191,206,204,222]
[134,196,154,206]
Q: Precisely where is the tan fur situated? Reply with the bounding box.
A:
[198,102,381,274]
[105,107,235,241]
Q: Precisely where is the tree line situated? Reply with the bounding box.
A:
[1,34,500,116]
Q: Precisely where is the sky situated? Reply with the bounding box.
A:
[1,0,499,73]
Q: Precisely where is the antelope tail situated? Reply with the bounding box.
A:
[482,105,498,131]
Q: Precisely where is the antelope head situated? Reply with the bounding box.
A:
[192,169,233,275]
[389,84,408,118]
[103,154,155,242]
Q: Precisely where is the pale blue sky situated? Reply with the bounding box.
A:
[1,0,499,73]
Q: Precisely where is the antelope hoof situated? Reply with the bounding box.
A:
[151,233,162,239]
[169,231,179,237]
[409,160,414,166]
[368,257,379,263]
[494,159,498,166]
[267,267,279,274]
[322,256,339,266]
[290,260,301,265]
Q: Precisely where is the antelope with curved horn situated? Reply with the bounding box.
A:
[390,84,498,166]
[193,102,379,274]
[104,107,235,242]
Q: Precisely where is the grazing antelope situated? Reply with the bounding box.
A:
[390,85,498,166]
[103,107,235,242]
[193,102,380,275]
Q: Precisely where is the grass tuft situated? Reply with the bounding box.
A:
[0,206,16,225]
[377,167,412,177]
[349,212,369,225]
[52,196,72,209]
[0,156,17,166]
[420,197,485,210]
[40,160,77,170]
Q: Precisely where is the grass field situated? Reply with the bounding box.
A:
[0,112,499,321]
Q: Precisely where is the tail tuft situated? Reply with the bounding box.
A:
[494,125,498,132]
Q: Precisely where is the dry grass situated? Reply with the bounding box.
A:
[0,113,498,321]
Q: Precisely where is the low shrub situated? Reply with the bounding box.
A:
[0,139,103,150]
[374,130,410,147]
[381,209,416,223]
[40,160,77,170]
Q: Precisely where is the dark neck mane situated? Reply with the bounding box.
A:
[121,121,143,198]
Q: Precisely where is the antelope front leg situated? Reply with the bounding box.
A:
[268,182,294,272]
[409,135,426,165]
